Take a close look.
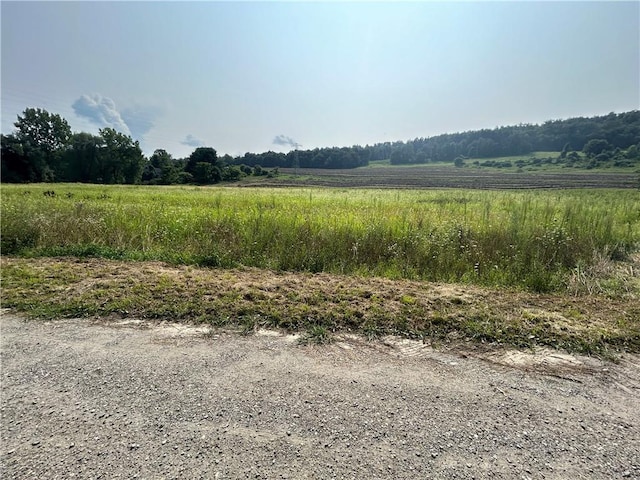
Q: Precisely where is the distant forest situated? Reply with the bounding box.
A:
[2,108,639,184]
[238,110,640,169]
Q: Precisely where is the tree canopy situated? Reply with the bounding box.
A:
[14,107,71,153]
[2,112,144,184]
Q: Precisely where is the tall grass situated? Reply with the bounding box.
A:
[2,184,638,292]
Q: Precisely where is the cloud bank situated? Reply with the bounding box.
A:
[72,94,161,141]
[72,94,131,135]
[181,134,204,147]
[273,134,301,149]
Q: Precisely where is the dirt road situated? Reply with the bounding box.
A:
[1,313,639,479]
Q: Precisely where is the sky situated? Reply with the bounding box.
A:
[2,1,639,158]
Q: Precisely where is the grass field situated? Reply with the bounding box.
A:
[3,183,639,291]
[2,183,639,355]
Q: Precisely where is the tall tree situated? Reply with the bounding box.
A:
[583,139,611,157]
[1,134,33,182]
[14,107,71,153]
[64,132,102,182]
[186,147,220,183]
[149,149,180,184]
[186,147,218,172]
[10,107,72,180]
[96,128,145,184]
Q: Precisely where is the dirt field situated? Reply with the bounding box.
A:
[266,166,639,189]
[2,312,639,479]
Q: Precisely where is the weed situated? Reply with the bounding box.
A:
[400,295,416,305]
[362,322,384,341]
[299,325,333,345]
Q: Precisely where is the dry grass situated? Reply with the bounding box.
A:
[567,252,640,297]
[2,257,638,356]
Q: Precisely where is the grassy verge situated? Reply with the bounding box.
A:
[2,257,638,357]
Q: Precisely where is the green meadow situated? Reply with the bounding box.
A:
[3,184,639,293]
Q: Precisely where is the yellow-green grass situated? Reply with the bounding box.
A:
[2,184,639,293]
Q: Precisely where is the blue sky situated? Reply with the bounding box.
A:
[2,1,639,158]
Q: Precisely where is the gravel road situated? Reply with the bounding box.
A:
[1,313,639,479]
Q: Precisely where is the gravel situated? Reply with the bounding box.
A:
[1,314,639,479]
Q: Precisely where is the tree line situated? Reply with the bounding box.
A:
[225,110,640,168]
[2,107,639,184]
[384,110,640,165]
[0,108,271,185]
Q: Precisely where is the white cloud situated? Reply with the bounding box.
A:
[273,134,301,149]
[181,134,204,147]
[72,94,131,135]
